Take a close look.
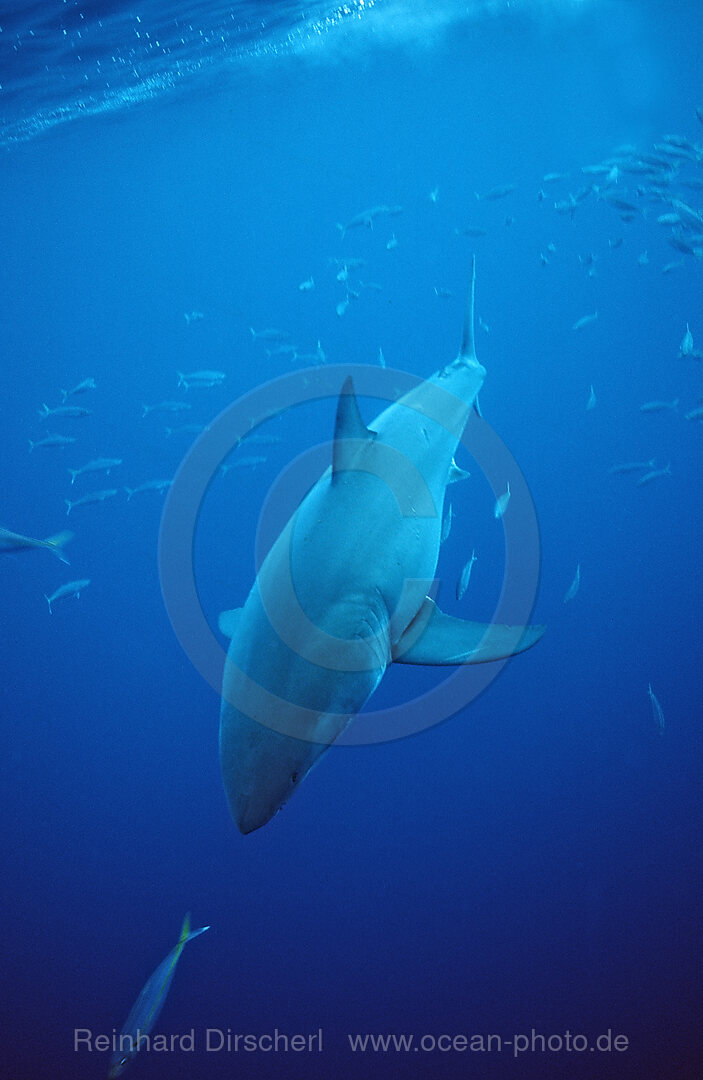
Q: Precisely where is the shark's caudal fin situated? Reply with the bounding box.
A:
[392,597,545,665]
[459,255,477,363]
[458,256,483,418]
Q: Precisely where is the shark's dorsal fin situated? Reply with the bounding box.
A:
[459,255,477,362]
[392,597,545,665]
[333,376,375,477]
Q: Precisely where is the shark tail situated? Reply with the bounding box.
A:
[64,500,73,517]
[44,595,53,614]
[45,530,74,565]
[125,488,134,500]
[38,404,50,420]
[68,469,79,484]
[28,440,36,452]
[459,255,477,362]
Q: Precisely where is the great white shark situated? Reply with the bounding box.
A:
[219,260,544,833]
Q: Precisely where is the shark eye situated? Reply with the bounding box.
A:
[291,772,299,784]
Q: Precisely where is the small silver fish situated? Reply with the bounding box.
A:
[68,458,122,485]
[28,433,76,451]
[679,323,694,357]
[250,327,290,341]
[266,344,297,358]
[563,563,581,603]
[636,464,671,487]
[608,459,656,475]
[38,403,92,421]
[572,311,598,331]
[440,501,453,545]
[60,377,96,401]
[639,399,679,413]
[456,550,478,601]
[125,480,173,500]
[177,370,226,390]
[44,578,90,613]
[475,184,516,201]
[65,489,118,515]
[221,455,268,473]
[669,199,703,230]
[142,401,191,417]
[239,434,282,446]
[336,205,402,238]
[648,683,665,735]
[494,482,511,520]
[165,424,208,438]
[554,195,578,217]
[657,212,682,225]
[108,914,210,1079]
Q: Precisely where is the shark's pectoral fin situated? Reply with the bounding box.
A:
[448,459,471,484]
[392,597,545,665]
[219,608,243,639]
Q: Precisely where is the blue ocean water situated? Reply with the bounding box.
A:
[2,1,703,1077]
